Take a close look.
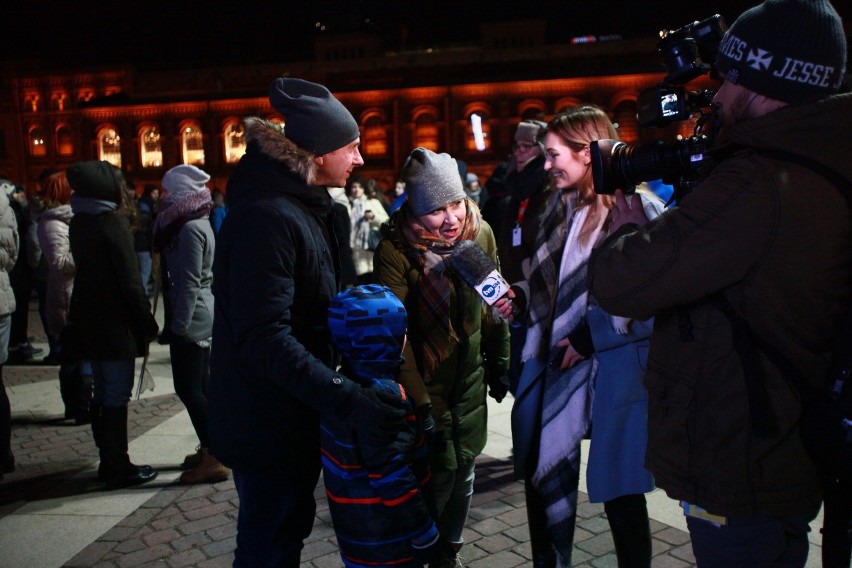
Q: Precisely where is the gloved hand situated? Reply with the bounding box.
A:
[487,371,510,403]
[416,404,447,454]
[342,387,406,447]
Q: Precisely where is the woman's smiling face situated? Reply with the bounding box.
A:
[543,131,589,191]
[416,199,467,242]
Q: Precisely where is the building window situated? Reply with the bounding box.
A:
[56,126,74,156]
[181,124,205,166]
[140,126,163,168]
[223,122,246,164]
[98,127,122,167]
[29,127,47,157]
[51,92,68,111]
[362,114,386,156]
[465,111,491,152]
[414,112,439,152]
[24,94,40,113]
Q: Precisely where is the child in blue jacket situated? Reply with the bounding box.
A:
[324,284,439,567]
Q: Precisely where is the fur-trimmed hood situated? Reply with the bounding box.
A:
[243,117,317,185]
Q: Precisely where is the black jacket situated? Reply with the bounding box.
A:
[208,117,363,471]
[69,211,156,360]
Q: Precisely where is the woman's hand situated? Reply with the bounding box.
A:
[493,288,517,322]
[557,337,584,370]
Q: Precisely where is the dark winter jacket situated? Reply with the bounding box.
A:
[589,93,852,517]
[321,361,438,567]
[496,154,550,284]
[68,206,156,360]
[208,117,366,472]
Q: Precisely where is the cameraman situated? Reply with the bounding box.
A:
[588,0,850,566]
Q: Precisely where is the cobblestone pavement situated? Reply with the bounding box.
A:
[0,301,825,567]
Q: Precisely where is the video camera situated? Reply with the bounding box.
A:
[591,15,728,199]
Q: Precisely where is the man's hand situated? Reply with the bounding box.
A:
[607,189,648,234]
[342,387,406,446]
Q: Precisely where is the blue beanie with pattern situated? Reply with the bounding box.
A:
[328,284,407,363]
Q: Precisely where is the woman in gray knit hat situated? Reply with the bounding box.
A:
[373,147,509,568]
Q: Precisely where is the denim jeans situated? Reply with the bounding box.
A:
[137,251,152,296]
[91,359,136,408]
[430,461,476,545]
[232,462,320,568]
[686,502,820,568]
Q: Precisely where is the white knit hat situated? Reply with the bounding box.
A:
[161,165,210,204]
[0,180,15,197]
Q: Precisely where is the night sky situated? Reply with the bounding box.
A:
[2,0,784,69]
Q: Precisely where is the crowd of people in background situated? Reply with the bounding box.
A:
[0,2,850,567]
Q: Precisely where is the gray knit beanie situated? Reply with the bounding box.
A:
[162,164,210,205]
[268,77,361,156]
[715,0,846,104]
[402,148,467,217]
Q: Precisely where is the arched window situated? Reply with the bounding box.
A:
[29,127,47,157]
[464,109,491,153]
[362,113,386,156]
[140,126,163,168]
[56,126,74,156]
[181,123,205,166]
[98,127,122,167]
[223,121,246,164]
[413,110,439,152]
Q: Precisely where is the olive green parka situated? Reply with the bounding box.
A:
[374,220,509,471]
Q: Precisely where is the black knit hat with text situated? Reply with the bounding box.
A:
[715,0,846,104]
[268,77,360,156]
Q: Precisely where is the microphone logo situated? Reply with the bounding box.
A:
[475,270,510,305]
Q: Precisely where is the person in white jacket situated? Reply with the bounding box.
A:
[37,172,92,424]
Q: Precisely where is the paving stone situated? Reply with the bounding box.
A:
[171,531,212,552]
[468,516,511,536]
[179,513,232,535]
[196,555,234,568]
[114,543,173,568]
[142,528,182,547]
[200,535,237,558]
[476,533,519,554]
[655,525,692,546]
[575,532,617,557]
[182,501,233,522]
[64,540,118,567]
[165,547,207,567]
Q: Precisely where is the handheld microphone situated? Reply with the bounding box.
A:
[449,241,510,306]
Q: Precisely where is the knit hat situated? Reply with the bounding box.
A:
[0,180,14,197]
[715,0,846,104]
[269,77,360,156]
[402,147,467,217]
[161,164,210,205]
[328,284,407,363]
[514,120,546,145]
[67,160,124,202]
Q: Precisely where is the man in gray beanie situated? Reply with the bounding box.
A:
[588,0,851,566]
[208,77,406,567]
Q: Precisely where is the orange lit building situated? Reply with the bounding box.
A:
[0,22,713,193]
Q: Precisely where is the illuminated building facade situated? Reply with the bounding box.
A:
[0,24,711,193]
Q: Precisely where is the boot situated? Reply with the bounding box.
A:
[181,445,203,470]
[74,373,93,425]
[101,406,158,490]
[179,448,230,484]
[90,403,106,481]
[59,366,76,419]
[429,542,467,568]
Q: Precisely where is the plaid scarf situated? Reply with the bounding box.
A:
[521,189,606,566]
[394,199,481,380]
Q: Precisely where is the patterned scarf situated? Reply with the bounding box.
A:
[152,190,213,251]
[393,199,481,380]
[522,189,606,567]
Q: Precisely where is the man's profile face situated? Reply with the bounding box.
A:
[712,80,756,130]
[315,139,364,188]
